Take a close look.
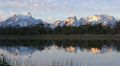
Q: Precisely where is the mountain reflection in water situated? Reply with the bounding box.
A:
[0,40,119,66]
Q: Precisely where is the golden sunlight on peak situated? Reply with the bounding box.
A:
[87,15,101,22]
[64,16,76,25]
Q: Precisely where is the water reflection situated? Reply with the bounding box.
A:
[65,46,77,53]
[0,40,120,66]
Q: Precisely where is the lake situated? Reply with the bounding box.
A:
[0,40,120,66]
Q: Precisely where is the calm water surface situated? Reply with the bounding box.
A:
[0,40,120,66]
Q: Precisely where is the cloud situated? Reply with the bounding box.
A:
[0,0,72,12]
[0,10,7,21]
[0,0,120,10]
[0,0,120,22]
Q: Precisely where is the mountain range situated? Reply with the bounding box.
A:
[54,15,116,27]
[0,13,117,28]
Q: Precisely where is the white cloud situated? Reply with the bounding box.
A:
[0,0,120,22]
[0,10,7,21]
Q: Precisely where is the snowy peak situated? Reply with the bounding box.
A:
[54,16,79,27]
[85,15,101,22]
[7,12,32,22]
[85,14,116,23]
[55,14,117,27]
[54,20,65,27]
[64,16,78,26]
[84,14,116,26]
[0,13,44,27]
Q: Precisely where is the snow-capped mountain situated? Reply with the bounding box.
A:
[54,16,79,27]
[54,15,117,27]
[54,20,65,27]
[83,15,116,26]
[0,13,44,27]
[0,13,117,28]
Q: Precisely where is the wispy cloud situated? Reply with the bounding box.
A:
[0,10,7,21]
[0,0,120,22]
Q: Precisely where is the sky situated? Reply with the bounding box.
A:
[0,0,120,23]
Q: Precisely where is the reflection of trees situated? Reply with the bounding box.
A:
[0,40,120,52]
[54,40,120,52]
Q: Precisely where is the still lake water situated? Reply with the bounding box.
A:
[0,40,120,66]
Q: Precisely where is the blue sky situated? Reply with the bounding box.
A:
[0,0,120,22]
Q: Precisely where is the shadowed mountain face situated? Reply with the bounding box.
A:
[0,13,45,27]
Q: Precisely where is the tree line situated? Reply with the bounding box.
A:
[0,21,120,35]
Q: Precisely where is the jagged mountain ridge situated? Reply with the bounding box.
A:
[54,14,117,27]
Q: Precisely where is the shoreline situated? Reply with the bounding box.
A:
[0,35,119,40]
